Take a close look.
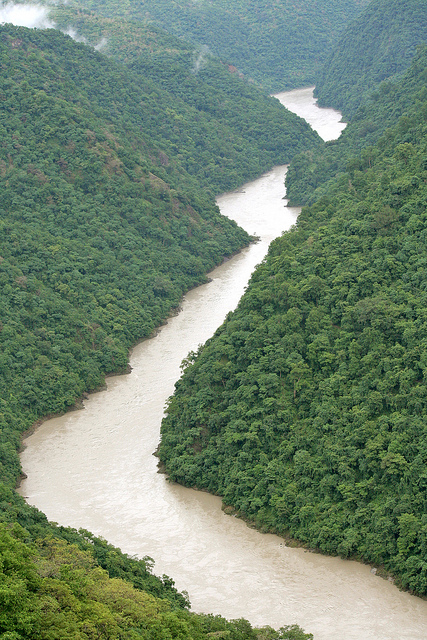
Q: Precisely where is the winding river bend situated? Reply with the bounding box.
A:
[19,89,427,640]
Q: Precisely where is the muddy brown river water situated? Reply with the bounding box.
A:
[19,89,427,639]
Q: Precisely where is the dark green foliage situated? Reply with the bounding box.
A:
[61,0,370,91]
[0,15,319,506]
[0,17,319,497]
[286,45,427,205]
[0,21,251,611]
[0,23,253,477]
[159,47,427,596]
[315,0,427,117]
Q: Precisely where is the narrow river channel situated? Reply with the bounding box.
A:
[19,89,427,640]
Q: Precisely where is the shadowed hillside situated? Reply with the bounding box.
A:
[314,0,427,117]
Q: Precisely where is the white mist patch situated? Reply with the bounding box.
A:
[62,25,86,43]
[0,3,108,52]
[62,27,108,52]
[0,2,54,28]
[94,36,107,52]
[192,44,210,74]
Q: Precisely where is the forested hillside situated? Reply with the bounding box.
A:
[3,0,425,634]
[0,520,313,639]
[159,46,427,596]
[0,21,317,639]
[0,23,247,487]
[314,0,427,117]
[50,6,321,191]
[286,45,427,205]
[62,0,370,90]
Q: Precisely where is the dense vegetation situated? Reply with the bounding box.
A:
[61,0,370,90]
[3,0,425,634]
[286,45,427,205]
[159,46,427,596]
[0,520,315,638]
[50,6,321,191]
[0,22,247,487]
[314,0,427,118]
[0,22,317,639]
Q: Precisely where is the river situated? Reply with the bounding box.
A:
[19,89,427,640]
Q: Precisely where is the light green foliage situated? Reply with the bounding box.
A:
[257,626,313,640]
[159,47,427,596]
[2,523,295,639]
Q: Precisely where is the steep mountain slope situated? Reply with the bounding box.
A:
[0,23,250,483]
[62,0,370,90]
[50,7,322,193]
[286,45,427,205]
[315,0,427,117]
[159,47,427,595]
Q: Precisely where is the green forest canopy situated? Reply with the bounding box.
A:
[50,6,322,194]
[60,0,370,90]
[0,520,314,639]
[0,20,318,488]
[285,0,427,209]
[3,0,426,635]
[286,43,427,206]
[314,0,427,117]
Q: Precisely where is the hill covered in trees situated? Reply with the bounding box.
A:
[0,518,314,639]
[314,0,427,118]
[158,45,427,596]
[3,0,425,634]
[50,6,322,193]
[0,22,244,487]
[60,0,370,90]
[286,44,427,206]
